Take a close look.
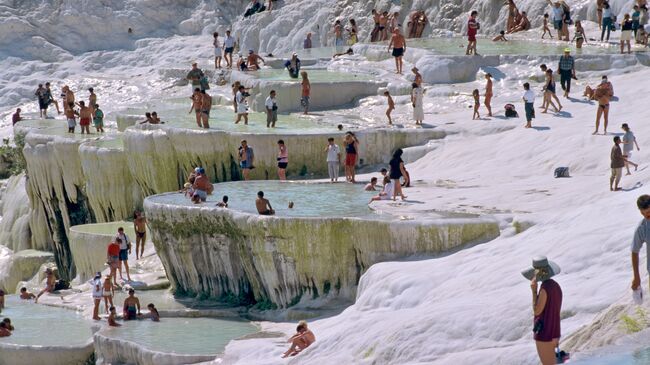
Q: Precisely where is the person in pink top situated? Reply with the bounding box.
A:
[522,256,564,365]
[466,11,479,55]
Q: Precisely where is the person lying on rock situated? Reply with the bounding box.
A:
[282,321,315,358]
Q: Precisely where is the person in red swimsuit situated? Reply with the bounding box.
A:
[77,100,92,134]
[466,11,479,55]
[522,256,563,365]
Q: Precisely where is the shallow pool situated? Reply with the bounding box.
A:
[122,104,342,134]
[152,181,380,218]
[292,46,344,59]
[0,296,93,346]
[571,346,650,365]
[407,37,629,56]
[252,68,372,82]
[99,317,256,355]
[70,221,135,237]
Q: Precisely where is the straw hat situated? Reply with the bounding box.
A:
[521,256,561,282]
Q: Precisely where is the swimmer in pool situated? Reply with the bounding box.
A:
[2,318,14,331]
[0,321,10,337]
[123,289,141,320]
[108,306,121,327]
[147,303,160,322]
[19,287,36,300]
[216,195,229,208]
[256,191,275,215]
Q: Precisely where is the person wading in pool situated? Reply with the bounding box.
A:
[123,289,141,320]
[115,228,132,282]
[466,11,480,55]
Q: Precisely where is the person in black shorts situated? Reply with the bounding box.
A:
[389,149,408,200]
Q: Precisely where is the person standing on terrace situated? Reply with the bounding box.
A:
[116,228,132,282]
[200,89,212,129]
[304,32,312,49]
[370,10,381,42]
[326,137,341,183]
[277,139,288,180]
[333,20,345,48]
[213,32,222,69]
[186,62,204,93]
[224,30,236,69]
[239,140,254,180]
[344,132,359,183]
[557,48,575,98]
[301,71,311,115]
[133,210,147,260]
[466,11,479,56]
[387,28,406,74]
[12,108,22,125]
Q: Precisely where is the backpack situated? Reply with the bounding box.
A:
[554,167,570,178]
[504,103,518,118]
[54,279,70,291]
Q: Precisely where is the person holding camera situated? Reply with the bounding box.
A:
[265,90,278,128]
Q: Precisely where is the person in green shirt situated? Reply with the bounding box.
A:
[93,104,104,133]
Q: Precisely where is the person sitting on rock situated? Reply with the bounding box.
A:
[108,306,121,327]
[282,321,316,358]
[256,191,275,215]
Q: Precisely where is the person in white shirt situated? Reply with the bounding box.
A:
[325,137,341,182]
[116,227,132,282]
[91,272,103,320]
[235,85,249,125]
[522,82,535,128]
[265,90,277,128]
[223,30,236,69]
[369,176,394,203]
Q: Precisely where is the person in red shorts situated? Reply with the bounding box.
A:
[343,132,359,183]
[77,100,92,134]
[466,10,480,55]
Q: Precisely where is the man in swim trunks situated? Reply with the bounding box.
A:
[256,191,275,215]
[466,11,479,56]
[133,210,147,260]
[238,140,255,180]
[200,89,212,129]
[379,12,389,41]
[44,82,60,115]
[388,28,406,74]
[593,79,613,135]
[189,88,203,127]
[223,30,236,68]
[77,101,92,134]
[35,267,56,303]
[35,84,48,118]
[247,50,266,70]
[123,289,141,320]
[191,167,212,203]
[370,10,381,42]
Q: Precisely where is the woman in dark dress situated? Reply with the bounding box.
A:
[522,256,563,365]
[389,149,408,201]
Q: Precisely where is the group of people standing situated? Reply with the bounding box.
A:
[32,83,104,133]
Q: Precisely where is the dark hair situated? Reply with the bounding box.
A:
[297,323,306,332]
[412,82,419,88]
[95,104,100,108]
[147,303,155,308]
[523,82,530,90]
[257,191,264,197]
[213,32,218,37]
[392,148,403,159]
[145,112,151,117]
[194,87,200,92]
[371,177,378,182]
[118,227,124,231]
[328,137,334,142]
[384,91,390,95]
[88,87,94,92]
[152,112,157,115]
[20,287,26,292]
[350,19,356,26]
[544,13,548,17]
[638,195,650,210]
[622,123,629,130]
[337,124,343,130]
[471,10,478,16]
[116,238,122,243]
[222,195,229,202]
[614,136,621,143]
[500,30,505,35]
[278,139,284,145]
[380,168,387,173]
[540,64,547,69]
[128,289,135,294]
[79,101,85,106]
[110,306,116,311]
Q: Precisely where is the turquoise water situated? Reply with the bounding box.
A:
[99,317,257,355]
[407,37,628,56]
[251,69,372,82]
[0,296,93,346]
[121,105,340,134]
[293,46,343,59]
[151,181,379,218]
[70,221,135,236]
[571,347,650,364]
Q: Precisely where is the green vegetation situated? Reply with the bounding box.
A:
[0,136,26,178]
[620,307,648,333]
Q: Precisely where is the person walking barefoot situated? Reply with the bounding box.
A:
[387,28,406,74]
[622,123,640,175]
[593,80,612,135]
[411,83,424,125]
[484,73,493,117]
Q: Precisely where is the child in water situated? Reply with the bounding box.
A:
[216,195,229,207]
[148,303,160,322]
[472,89,481,120]
[108,306,121,327]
